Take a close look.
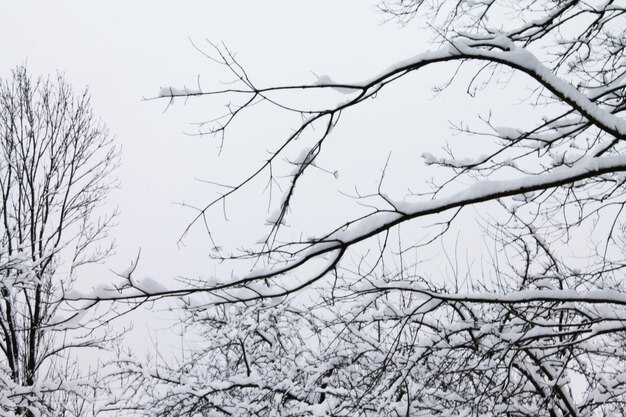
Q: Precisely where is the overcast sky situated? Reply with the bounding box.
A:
[0,1,528,354]
[1,1,416,269]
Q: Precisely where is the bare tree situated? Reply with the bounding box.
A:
[109,1,626,416]
[0,67,118,417]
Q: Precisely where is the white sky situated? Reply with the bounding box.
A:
[0,2,532,358]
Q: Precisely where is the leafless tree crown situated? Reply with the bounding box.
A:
[112,1,626,416]
[0,66,118,417]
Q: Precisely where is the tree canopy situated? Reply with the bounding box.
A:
[92,1,626,416]
[0,67,118,417]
